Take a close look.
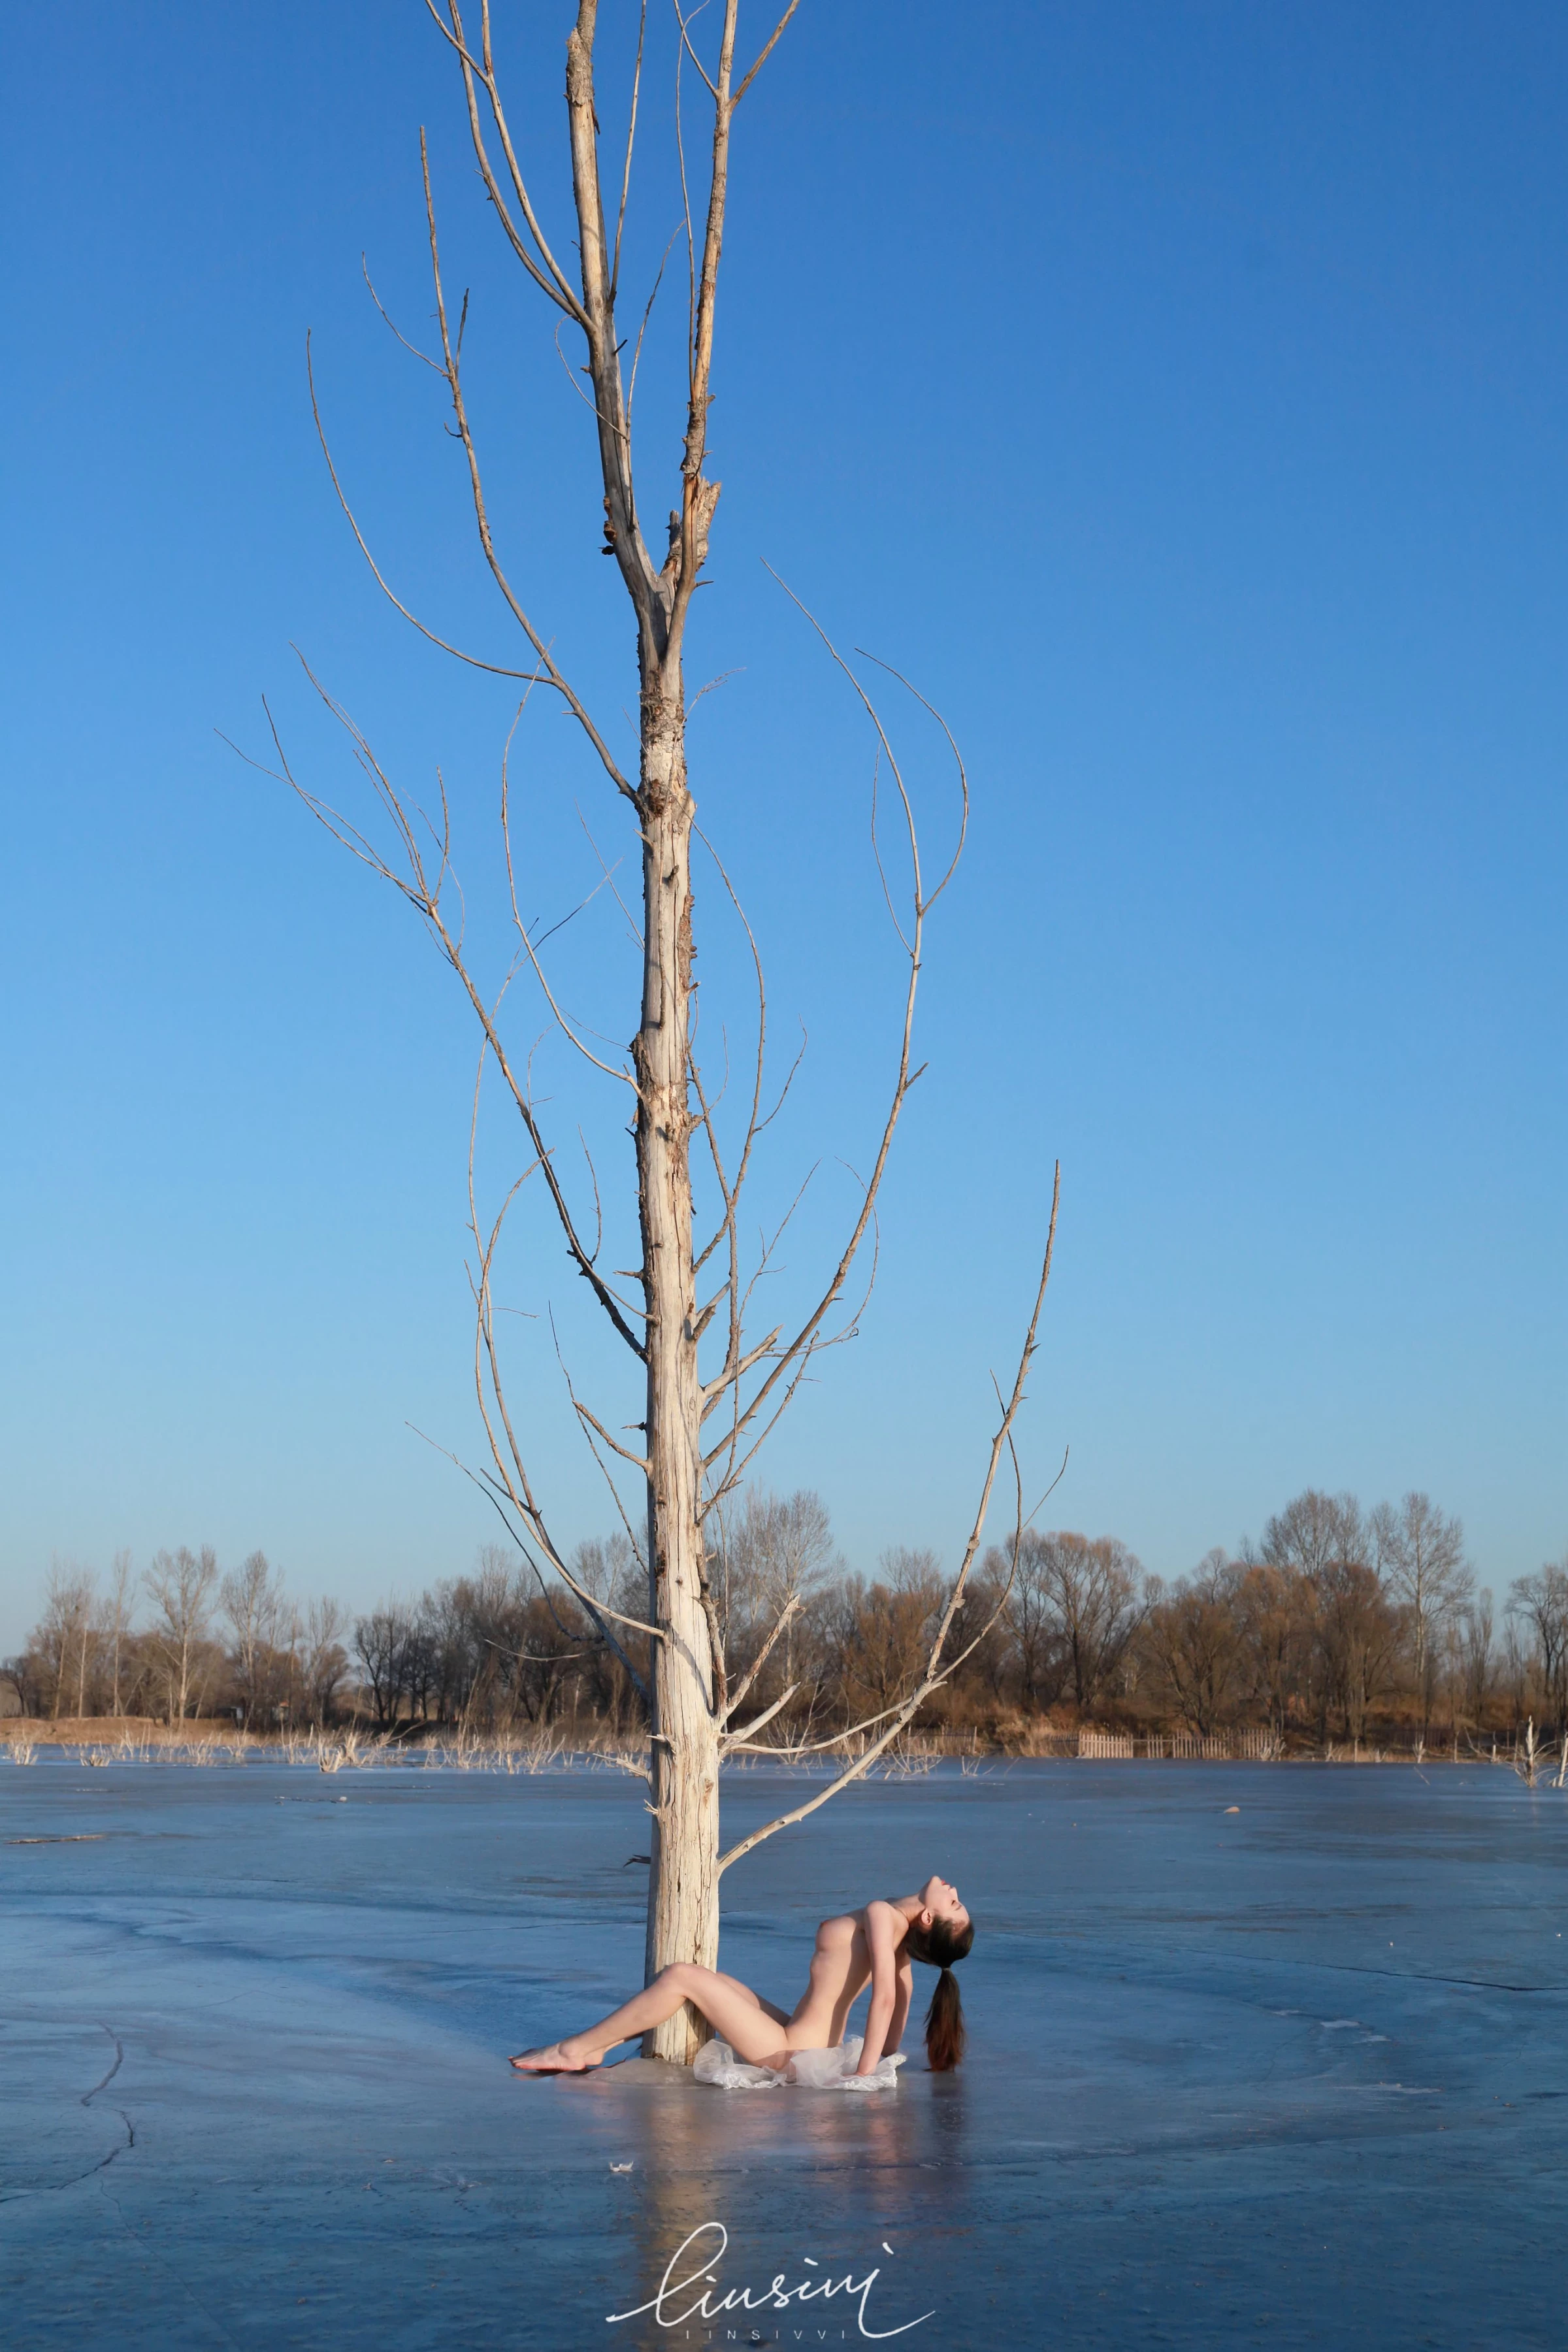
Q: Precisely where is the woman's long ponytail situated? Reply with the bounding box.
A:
[903,1912,975,2072]
[923,1966,966,2072]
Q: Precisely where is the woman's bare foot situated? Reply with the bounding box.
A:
[508,2038,602,2074]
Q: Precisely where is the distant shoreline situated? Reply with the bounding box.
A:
[1,1712,1556,1778]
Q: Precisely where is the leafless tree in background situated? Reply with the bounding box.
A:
[39,1563,97,1722]
[1260,1488,1358,1584]
[829,1549,947,1729]
[221,1551,287,1727]
[105,1549,135,1718]
[244,2,1057,2057]
[1501,1613,1533,1720]
[8,1495,1567,1753]
[1232,1558,1310,1740]
[143,1546,220,1724]
[1260,1490,1388,1738]
[1375,1493,1472,1738]
[1459,1589,1494,1729]
[301,1597,352,1726]
[1034,1532,1145,1710]
[707,1488,836,1693]
[354,1603,419,1729]
[1140,1551,1245,1737]
[1509,1558,1568,1731]
[981,1532,1066,1711]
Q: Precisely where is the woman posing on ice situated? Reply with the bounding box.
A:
[510,1874,974,2078]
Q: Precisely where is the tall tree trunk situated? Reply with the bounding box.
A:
[636,699,719,2059]
[336,1,1030,2061]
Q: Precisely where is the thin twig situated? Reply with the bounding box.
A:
[731,0,802,107]
[611,0,648,303]
[718,1169,1061,1873]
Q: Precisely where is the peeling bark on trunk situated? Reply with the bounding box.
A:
[635,703,719,2056]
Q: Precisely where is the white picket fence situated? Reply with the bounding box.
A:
[1078,1730,1137,1758]
[1077,1726,1282,1762]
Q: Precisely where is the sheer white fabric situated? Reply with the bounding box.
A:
[693,2036,905,2092]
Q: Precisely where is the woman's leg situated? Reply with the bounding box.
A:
[511,1972,685,2070]
[511,1963,792,2072]
[712,1970,792,2029]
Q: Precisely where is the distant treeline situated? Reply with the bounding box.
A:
[7,1487,1567,1747]
[3,1548,350,1729]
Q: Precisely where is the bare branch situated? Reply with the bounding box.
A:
[1025,1446,1071,1532]
[718,1170,1061,1875]
[702,1210,885,1526]
[689,586,941,1466]
[419,131,637,803]
[576,798,644,948]
[689,821,769,1283]
[361,255,444,371]
[612,0,648,303]
[574,1396,651,1474]
[731,0,802,107]
[725,1700,905,1759]
[455,1097,658,1681]
[563,4,666,629]
[405,1421,656,1681]
[485,1634,599,1665]
[242,666,647,1358]
[719,1593,800,1725]
[426,3,588,320]
[719,1681,798,1752]
[307,333,549,686]
[672,0,719,100]
[700,1327,781,1412]
[669,0,739,646]
[497,699,641,1089]
[547,1306,657,1520]
[856,650,970,912]
[627,225,682,436]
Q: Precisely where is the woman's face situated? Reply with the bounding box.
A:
[920,1873,969,1929]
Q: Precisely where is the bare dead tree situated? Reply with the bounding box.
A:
[244,5,1056,2061]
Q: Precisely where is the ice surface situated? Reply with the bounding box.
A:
[3,1754,1567,2350]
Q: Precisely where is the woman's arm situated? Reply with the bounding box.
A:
[856,1902,903,2074]
[886,1955,913,2055]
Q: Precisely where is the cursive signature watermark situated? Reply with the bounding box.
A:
[607,2223,934,2341]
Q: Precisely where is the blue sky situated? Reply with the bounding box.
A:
[2,1,1564,1649]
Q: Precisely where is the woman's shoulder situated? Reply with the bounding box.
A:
[817,1899,906,1940]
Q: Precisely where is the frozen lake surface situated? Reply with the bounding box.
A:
[3,1753,1567,2350]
